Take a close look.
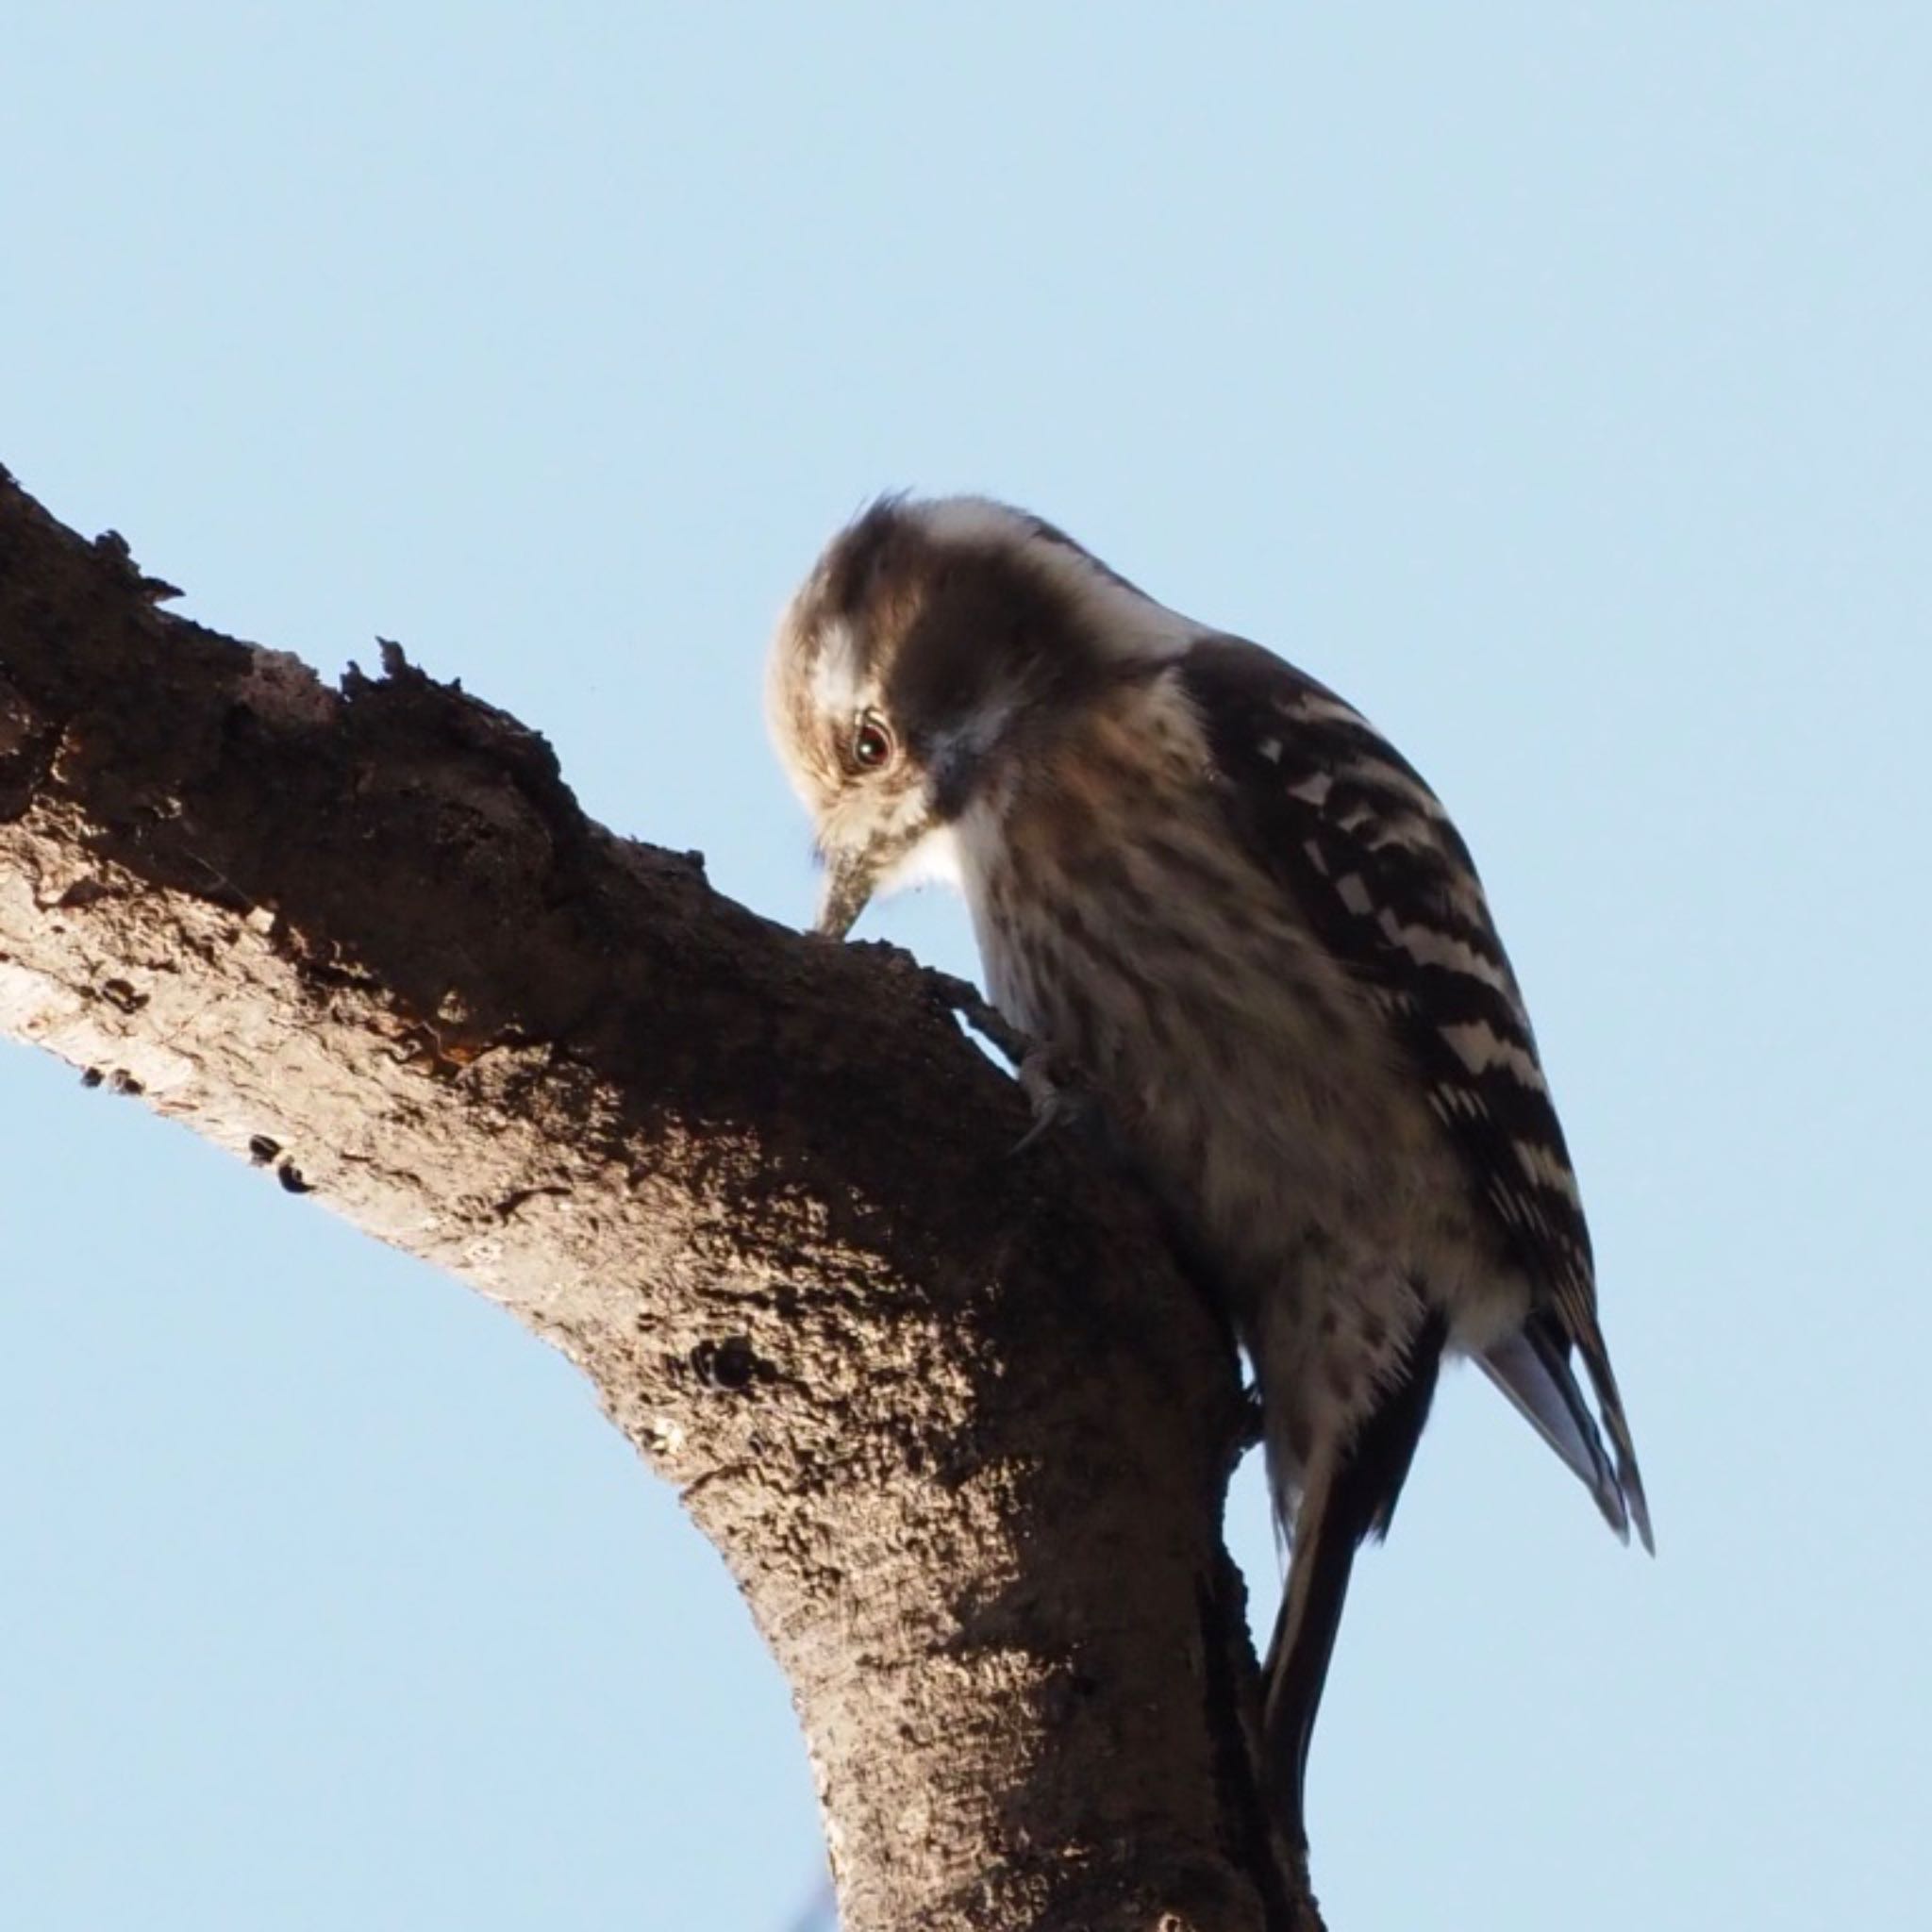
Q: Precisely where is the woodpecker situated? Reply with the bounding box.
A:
[766,494,1651,1854]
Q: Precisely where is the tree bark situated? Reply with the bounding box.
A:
[0,467,1320,1932]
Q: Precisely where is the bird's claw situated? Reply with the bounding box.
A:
[920,969,1090,1155]
[1011,1044,1094,1155]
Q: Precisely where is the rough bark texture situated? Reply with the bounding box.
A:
[0,467,1324,1932]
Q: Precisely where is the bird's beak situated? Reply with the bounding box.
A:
[814,846,879,940]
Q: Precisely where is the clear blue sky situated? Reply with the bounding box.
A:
[4,8,1926,1929]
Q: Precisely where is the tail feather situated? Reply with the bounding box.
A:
[1262,1309,1447,1849]
[1262,1462,1358,1855]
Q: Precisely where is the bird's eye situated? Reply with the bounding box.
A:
[850,712,896,773]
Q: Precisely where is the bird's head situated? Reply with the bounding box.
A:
[767,494,1192,936]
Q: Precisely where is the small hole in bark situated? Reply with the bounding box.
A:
[691,1335,759,1392]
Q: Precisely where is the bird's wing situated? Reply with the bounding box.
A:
[1177,635,1650,1549]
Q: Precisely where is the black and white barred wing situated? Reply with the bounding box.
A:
[1180,636,1652,1549]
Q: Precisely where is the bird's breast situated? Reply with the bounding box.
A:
[952,749,1508,1409]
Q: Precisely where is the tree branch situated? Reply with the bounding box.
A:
[0,467,1319,1931]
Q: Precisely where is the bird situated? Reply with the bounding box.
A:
[766,493,1651,1856]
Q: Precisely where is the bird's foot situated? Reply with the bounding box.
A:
[1012,1043,1097,1155]
[920,969,1091,1155]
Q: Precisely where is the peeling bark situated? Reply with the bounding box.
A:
[0,468,1323,1931]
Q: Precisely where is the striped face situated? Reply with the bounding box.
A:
[767,495,1188,935]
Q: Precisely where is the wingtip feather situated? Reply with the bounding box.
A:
[1481,1324,1656,1552]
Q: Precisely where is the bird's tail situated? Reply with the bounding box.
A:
[1262,1459,1359,1857]
[1262,1309,1447,1850]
